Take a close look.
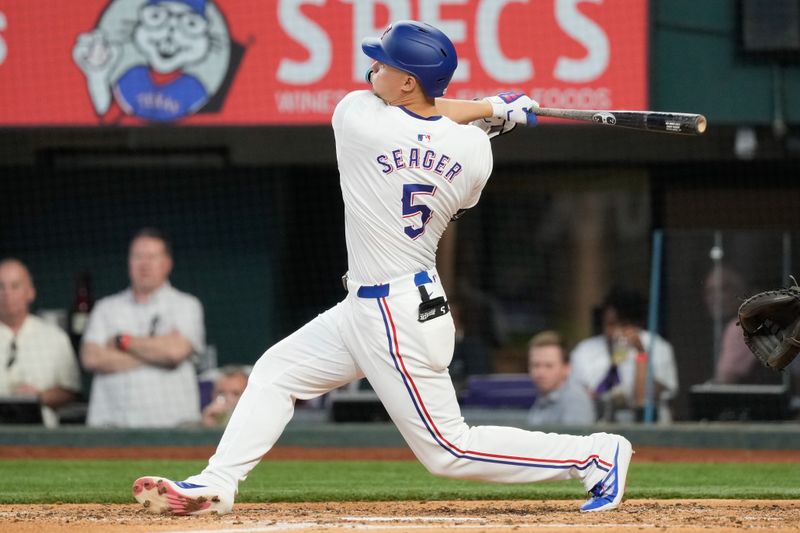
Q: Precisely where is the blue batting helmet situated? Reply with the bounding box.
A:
[361,20,457,98]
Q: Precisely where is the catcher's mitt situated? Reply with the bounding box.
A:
[737,276,800,371]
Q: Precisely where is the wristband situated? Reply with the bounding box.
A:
[636,351,648,362]
[115,334,132,352]
[487,98,505,119]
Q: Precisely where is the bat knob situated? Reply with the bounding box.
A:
[525,110,538,127]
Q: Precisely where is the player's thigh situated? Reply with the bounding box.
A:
[249,300,362,397]
[348,294,464,443]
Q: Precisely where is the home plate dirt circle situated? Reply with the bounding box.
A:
[1,500,799,532]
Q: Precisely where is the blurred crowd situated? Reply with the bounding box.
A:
[0,227,248,429]
[1,227,798,429]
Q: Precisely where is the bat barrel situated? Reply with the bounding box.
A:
[643,112,707,135]
[533,108,707,135]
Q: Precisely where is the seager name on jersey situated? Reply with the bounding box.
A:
[376,147,463,182]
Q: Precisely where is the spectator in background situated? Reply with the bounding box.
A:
[703,264,746,328]
[570,286,678,424]
[527,331,595,426]
[81,227,205,427]
[202,366,249,428]
[448,299,493,392]
[0,258,81,427]
[703,265,779,384]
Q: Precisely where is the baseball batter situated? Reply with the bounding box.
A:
[133,20,632,515]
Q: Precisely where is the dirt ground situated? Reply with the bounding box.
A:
[1,447,798,532]
[0,500,798,533]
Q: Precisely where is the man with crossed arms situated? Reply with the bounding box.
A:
[82,227,204,427]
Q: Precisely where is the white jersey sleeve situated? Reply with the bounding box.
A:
[332,91,493,284]
[462,130,493,209]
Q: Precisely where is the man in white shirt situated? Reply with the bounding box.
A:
[0,258,81,427]
[570,286,678,423]
[81,227,204,427]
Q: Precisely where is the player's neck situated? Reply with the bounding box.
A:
[380,85,438,117]
[393,95,438,117]
[402,101,438,117]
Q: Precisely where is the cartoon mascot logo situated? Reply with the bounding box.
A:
[73,0,241,123]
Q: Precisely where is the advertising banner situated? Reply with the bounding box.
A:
[0,0,647,125]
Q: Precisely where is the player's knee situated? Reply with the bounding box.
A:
[248,350,289,389]
[418,453,460,479]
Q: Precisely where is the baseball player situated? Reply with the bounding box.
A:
[133,20,632,515]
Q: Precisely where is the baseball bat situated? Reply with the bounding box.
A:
[532,107,707,135]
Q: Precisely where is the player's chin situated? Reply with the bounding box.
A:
[372,89,391,105]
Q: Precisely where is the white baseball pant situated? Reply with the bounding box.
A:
[188,269,618,496]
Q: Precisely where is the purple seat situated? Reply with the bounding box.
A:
[459,373,537,409]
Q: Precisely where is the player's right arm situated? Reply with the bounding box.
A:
[434,98,492,124]
[436,93,538,125]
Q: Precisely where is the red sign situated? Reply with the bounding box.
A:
[0,0,647,125]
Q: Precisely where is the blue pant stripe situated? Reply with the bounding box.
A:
[376,298,606,472]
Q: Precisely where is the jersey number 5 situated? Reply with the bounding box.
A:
[402,183,436,239]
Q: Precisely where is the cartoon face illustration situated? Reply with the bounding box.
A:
[73,0,236,123]
[134,0,211,73]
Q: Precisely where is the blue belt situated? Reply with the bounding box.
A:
[356,271,432,298]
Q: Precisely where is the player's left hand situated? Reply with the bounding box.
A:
[470,116,517,139]
[486,92,539,126]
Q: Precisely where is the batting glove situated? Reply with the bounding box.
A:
[486,92,539,126]
[470,116,517,140]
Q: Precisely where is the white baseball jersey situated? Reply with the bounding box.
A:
[333,90,492,284]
